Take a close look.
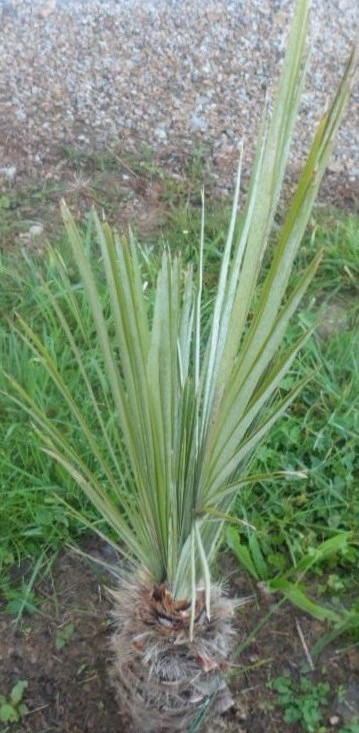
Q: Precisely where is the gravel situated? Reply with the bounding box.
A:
[0,0,358,198]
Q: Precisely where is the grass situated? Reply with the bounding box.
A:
[232,213,359,568]
[0,201,358,619]
[164,207,358,546]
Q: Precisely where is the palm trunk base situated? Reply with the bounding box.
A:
[110,576,235,732]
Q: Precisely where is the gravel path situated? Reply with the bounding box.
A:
[0,0,358,200]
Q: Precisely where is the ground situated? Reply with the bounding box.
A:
[0,142,357,257]
[1,537,358,733]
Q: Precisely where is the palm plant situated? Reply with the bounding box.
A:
[7,0,356,730]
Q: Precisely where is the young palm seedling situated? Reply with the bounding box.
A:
[7,0,357,730]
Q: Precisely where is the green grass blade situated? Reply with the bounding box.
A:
[226,527,259,580]
[268,579,341,622]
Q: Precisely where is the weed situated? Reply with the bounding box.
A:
[310,600,359,659]
[55,622,75,650]
[0,195,11,210]
[3,585,39,617]
[339,721,359,733]
[0,680,28,724]
[269,674,330,732]
[227,527,353,622]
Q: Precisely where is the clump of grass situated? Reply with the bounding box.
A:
[232,212,359,577]
[0,239,106,595]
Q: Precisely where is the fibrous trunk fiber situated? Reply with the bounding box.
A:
[111,575,235,732]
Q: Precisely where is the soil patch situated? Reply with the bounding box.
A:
[1,537,358,732]
[0,143,357,257]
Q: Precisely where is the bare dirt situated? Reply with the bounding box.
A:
[0,142,358,260]
[1,537,358,733]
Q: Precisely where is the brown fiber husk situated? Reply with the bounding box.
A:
[110,575,236,732]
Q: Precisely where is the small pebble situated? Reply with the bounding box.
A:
[29,224,44,238]
[0,165,17,182]
[190,115,209,133]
